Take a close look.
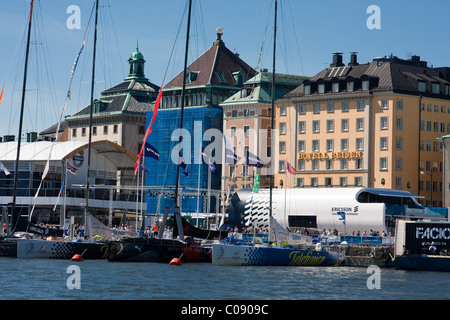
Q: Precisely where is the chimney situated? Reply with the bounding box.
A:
[330,52,344,67]
[349,52,359,66]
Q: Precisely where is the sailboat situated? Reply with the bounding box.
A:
[211,0,344,267]
[107,0,226,263]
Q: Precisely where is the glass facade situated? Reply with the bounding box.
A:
[144,106,223,215]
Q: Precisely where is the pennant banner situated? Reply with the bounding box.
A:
[144,142,160,161]
[286,161,295,174]
[246,151,264,168]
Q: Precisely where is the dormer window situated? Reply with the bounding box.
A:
[362,80,369,90]
[185,71,199,84]
[431,82,440,94]
[332,82,339,93]
[418,81,426,93]
[318,83,325,94]
[304,85,311,95]
[232,71,245,86]
[347,81,354,92]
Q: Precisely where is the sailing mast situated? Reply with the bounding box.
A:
[174,0,193,239]
[85,0,99,229]
[269,0,278,244]
[10,0,34,234]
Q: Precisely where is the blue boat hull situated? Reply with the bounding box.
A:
[394,254,450,272]
[212,244,343,266]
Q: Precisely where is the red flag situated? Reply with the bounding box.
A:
[0,84,4,106]
[286,161,295,174]
[137,86,163,158]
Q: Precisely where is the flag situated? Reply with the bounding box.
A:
[138,87,163,159]
[138,161,149,173]
[0,84,4,107]
[246,151,264,168]
[224,137,241,164]
[67,40,85,100]
[144,142,160,161]
[202,148,219,176]
[66,163,78,175]
[180,157,188,177]
[286,161,295,174]
[337,212,346,225]
[0,161,10,175]
[252,173,260,193]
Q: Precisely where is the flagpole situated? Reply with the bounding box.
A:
[284,169,287,227]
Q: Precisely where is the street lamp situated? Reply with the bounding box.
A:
[420,170,433,205]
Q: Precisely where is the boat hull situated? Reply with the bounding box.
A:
[107,237,212,263]
[0,239,17,257]
[394,254,450,272]
[16,239,110,259]
[211,244,343,266]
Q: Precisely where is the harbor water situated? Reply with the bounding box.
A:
[0,258,449,300]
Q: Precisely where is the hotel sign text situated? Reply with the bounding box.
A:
[298,151,363,160]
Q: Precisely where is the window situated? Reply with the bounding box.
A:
[395,177,402,188]
[311,177,318,187]
[396,137,403,150]
[356,138,364,150]
[347,81,354,92]
[229,165,235,178]
[297,178,304,187]
[93,126,97,136]
[326,159,333,170]
[313,104,320,114]
[103,126,108,134]
[280,106,287,116]
[418,81,426,92]
[380,137,388,150]
[355,177,362,186]
[419,140,424,151]
[72,128,77,137]
[362,80,369,90]
[81,128,86,137]
[113,124,118,134]
[318,84,325,94]
[356,118,364,131]
[312,140,320,152]
[434,122,439,132]
[381,99,389,109]
[341,102,349,112]
[340,177,347,187]
[327,119,334,132]
[341,119,349,132]
[279,141,286,154]
[232,110,238,117]
[433,141,439,152]
[304,85,311,95]
[426,121,432,131]
[357,101,365,111]
[341,139,348,151]
[395,157,402,171]
[432,83,440,94]
[312,120,320,133]
[396,99,403,110]
[332,82,339,93]
[298,140,305,152]
[380,157,388,170]
[380,117,388,130]
[298,121,306,133]
[279,123,286,135]
[326,139,334,152]
[278,160,286,173]
[396,117,403,130]
[325,177,333,187]
[434,104,439,112]
[298,105,306,114]
[231,126,237,137]
[340,159,348,170]
[355,158,363,169]
[312,159,319,170]
[215,71,228,83]
[297,159,305,171]
[327,103,334,113]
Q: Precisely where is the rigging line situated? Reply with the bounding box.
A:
[105,0,125,77]
[287,0,304,76]
[255,0,273,71]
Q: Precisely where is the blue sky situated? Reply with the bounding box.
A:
[1,0,450,139]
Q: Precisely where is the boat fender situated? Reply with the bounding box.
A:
[169,258,182,266]
[71,254,84,262]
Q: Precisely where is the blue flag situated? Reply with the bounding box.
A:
[246,151,264,168]
[144,142,160,161]
[224,137,241,164]
[337,212,346,225]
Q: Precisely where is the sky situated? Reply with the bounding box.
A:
[1,0,450,139]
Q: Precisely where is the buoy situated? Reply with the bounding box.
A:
[71,254,84,262]
[71,249,87,262]
[169,258,182,266]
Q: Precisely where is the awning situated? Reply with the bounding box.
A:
[362,188,424,198]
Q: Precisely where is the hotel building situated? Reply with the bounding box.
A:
[276,53,450,207]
